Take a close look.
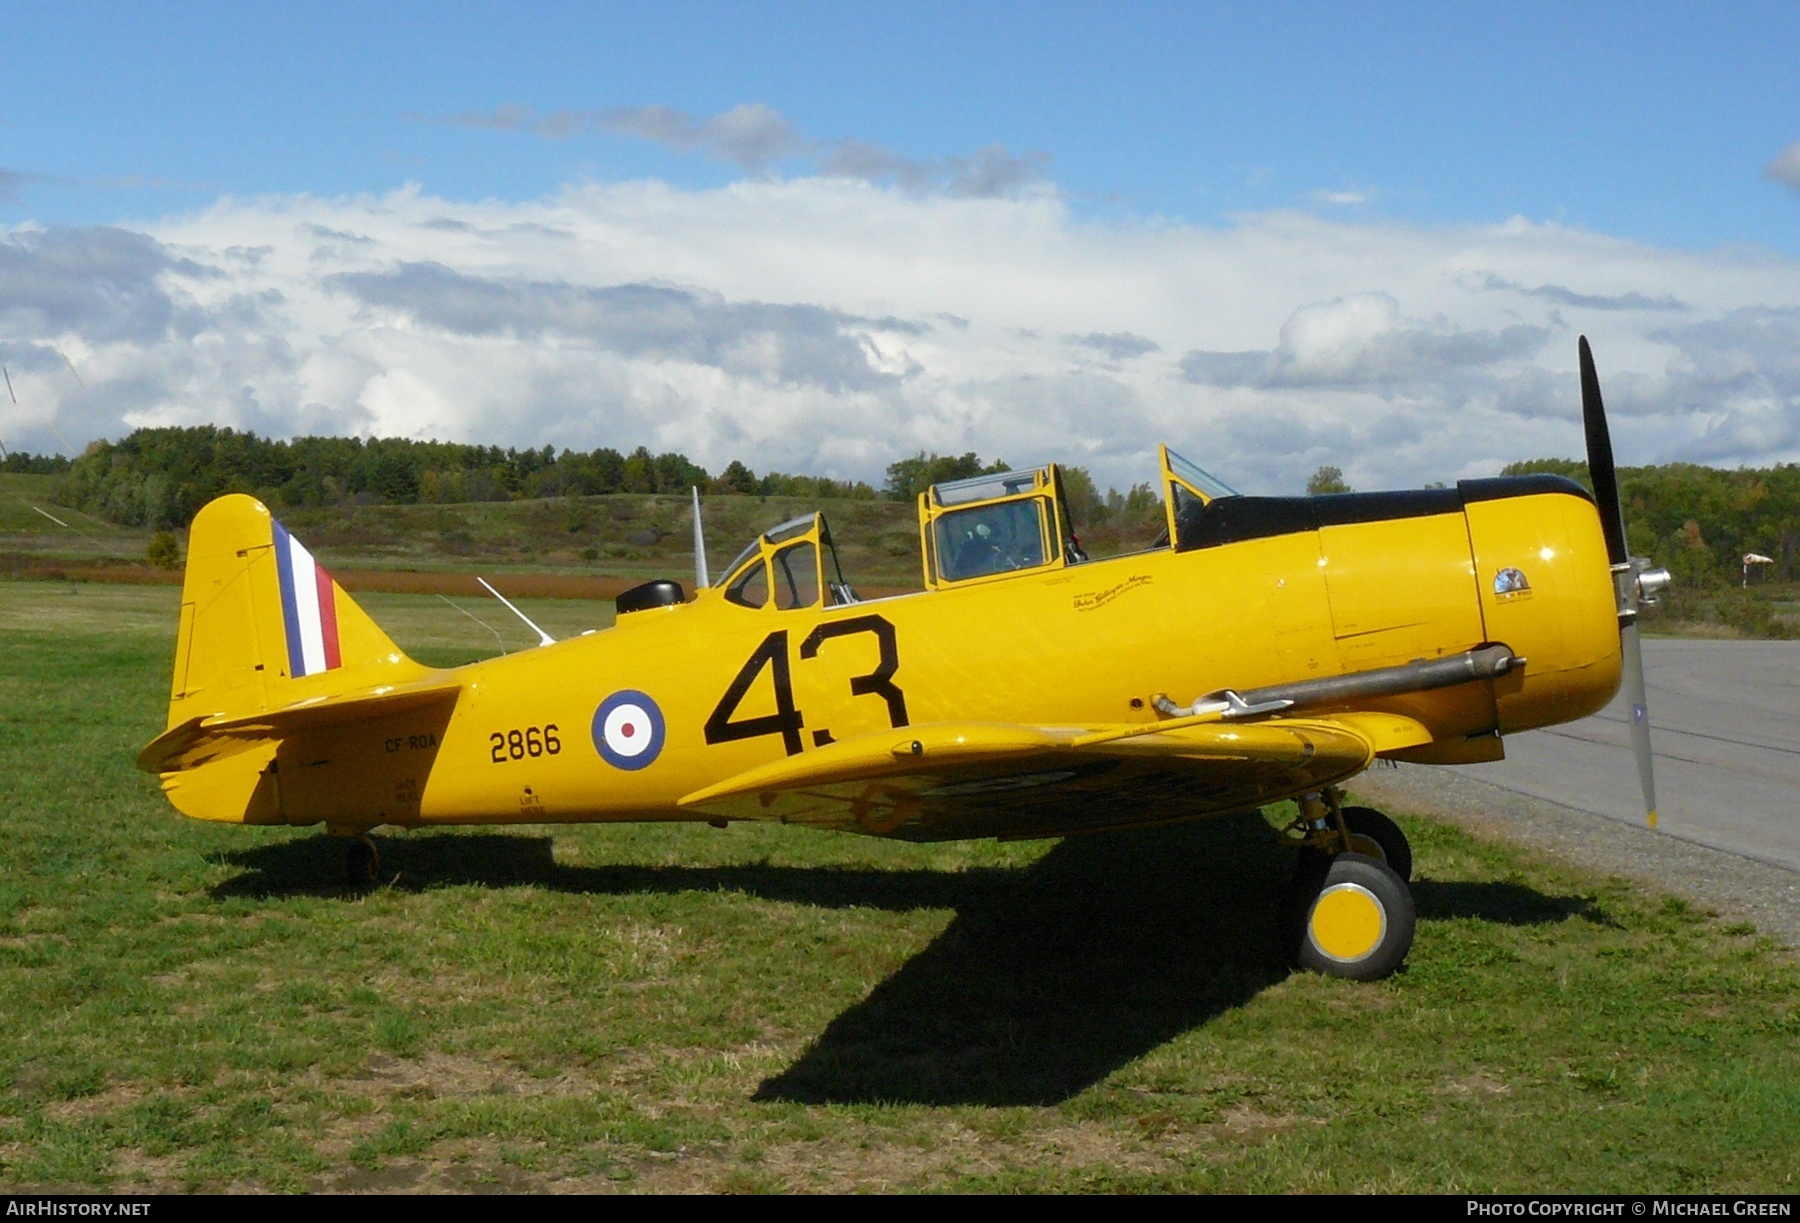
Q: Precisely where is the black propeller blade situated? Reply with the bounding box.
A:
[1579,336,1659,828]
[1579,335,1630,569]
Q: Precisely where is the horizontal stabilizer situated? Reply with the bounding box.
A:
[138,677,462,775]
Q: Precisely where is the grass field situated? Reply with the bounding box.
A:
[1,579,1798,1193]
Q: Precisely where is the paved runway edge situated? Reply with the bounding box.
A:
[1351,763,1800,951]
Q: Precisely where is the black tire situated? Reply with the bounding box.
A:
[1340,806,1412,883]
[1282,850,1334,950]
[1287,852,1415,981]
[346,836,380,887]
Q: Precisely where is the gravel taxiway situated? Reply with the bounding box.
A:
[1353,638,1800,947]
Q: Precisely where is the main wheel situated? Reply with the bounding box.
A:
[345,836,380,887]
[1294,807,1413,883]
[1284,852,1415,980]
[1339,806,1412,883]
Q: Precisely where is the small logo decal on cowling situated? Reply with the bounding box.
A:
[592,690,666,770]
[1494,567,1532,601]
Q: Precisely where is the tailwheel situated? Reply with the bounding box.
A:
[1284,852,1415,980]
[345,835,381,888]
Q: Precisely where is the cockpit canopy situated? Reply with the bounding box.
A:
[919,448,1239,588]
[717,512,857,610]
[920,464,1073,588]
[1157,445,1239,548]
[710,444,1242,608]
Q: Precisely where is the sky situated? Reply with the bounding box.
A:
[2,1,1797,494]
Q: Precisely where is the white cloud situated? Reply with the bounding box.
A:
[821,143,1048,200]
[1765,141,1800,193]
[1181,292,1552,393]
[2,178,1798,496]
[421,101,1051,196]
[1470,272,1687,312]
[598,103,805,171]
[427,101,808,170]
[440,103,536,133]
[1067,332,1161,361]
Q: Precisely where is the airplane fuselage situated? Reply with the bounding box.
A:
[166,476,1619,837]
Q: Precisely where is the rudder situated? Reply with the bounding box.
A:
[169,494,423,730]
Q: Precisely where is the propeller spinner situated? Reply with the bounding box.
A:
[1579,337,1671,828]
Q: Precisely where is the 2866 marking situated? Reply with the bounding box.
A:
[489,725,561,763]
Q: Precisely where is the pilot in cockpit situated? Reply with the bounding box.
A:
[943,501,1044,580]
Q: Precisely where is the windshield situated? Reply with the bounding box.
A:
[1166,449,1239,501]
[772,542,820,609]
[716,512,856,605]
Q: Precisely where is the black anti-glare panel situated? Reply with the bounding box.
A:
[1173,477,1593,553]
[1458,474,1593,505]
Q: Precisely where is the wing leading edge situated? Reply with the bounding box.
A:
[680,712,1429,841]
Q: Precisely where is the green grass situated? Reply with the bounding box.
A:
[1,578,1797,1192]
[0,474,138,546]
[0,475,116,533]
[1646,579,1800,640]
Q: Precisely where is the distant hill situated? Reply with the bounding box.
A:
[11,427,1796,637]
[49,426,875,529]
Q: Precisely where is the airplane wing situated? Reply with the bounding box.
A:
[137,677,463,774]
[679,712,1430,841]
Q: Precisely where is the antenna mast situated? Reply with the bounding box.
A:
[691,486,710,590]
[477,577,556,647]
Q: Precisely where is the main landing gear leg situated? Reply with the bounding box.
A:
[1280,788,1416,980]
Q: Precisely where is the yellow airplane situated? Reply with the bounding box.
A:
[139,338,1668,980]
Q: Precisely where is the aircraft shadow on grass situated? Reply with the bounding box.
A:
[213,815,1609,1107]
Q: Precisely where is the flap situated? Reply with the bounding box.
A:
[138,677,462,774]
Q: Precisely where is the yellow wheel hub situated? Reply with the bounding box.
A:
[1309,883,1387,962]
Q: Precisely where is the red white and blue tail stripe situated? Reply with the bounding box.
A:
[271,519,342,677]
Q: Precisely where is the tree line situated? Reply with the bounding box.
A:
[2,451,71,475]
[1500,459,1800,587]
[40,428,1169,530]
[22,428,1800,591]
[45,427,896,529]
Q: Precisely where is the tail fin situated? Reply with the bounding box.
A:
[168,494,424,729]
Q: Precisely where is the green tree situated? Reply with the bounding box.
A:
[1059,465,1102,524]
[717,460,759,495]
[1306,465,1352,496]
[145,530,181,570]
[883,451,1009,502]
[1,450,71,474]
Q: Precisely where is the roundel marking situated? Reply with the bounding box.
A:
[591,690,666,771]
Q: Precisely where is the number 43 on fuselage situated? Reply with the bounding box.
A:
[142,365,1660,979]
